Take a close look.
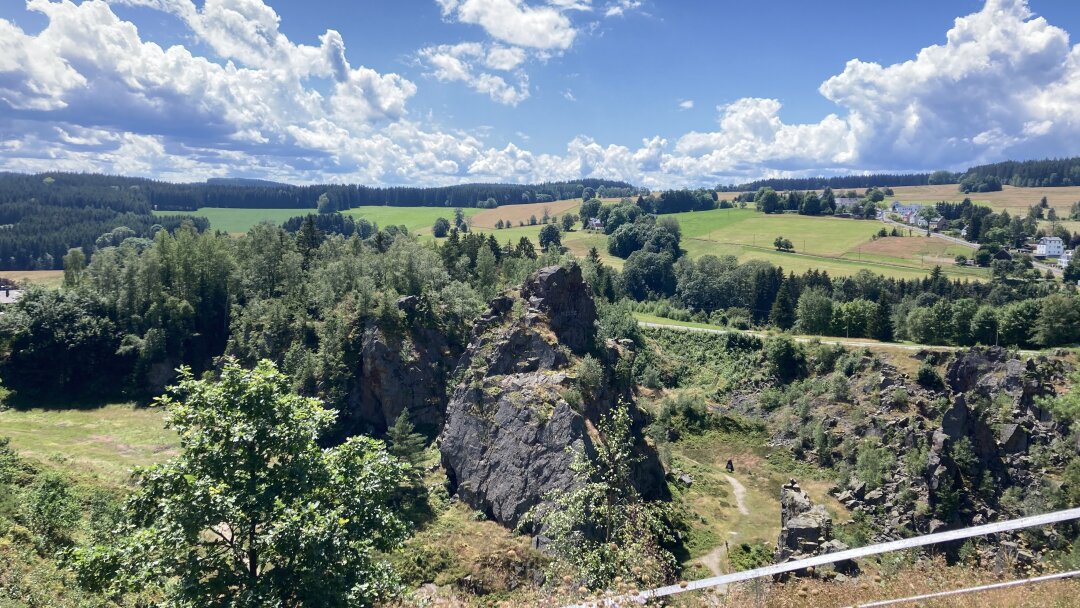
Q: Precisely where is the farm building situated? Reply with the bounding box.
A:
[585,217,604,231]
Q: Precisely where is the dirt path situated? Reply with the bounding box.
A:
[698,543,728,577]
[724,474,749,515]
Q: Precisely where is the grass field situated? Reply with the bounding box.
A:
[344,205,481,235]
[0,269,64,288]
[155,207,314,234]
[0,403,175,487]
[670,209,985,280]
[889,184,1080,213]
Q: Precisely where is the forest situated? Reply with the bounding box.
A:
[961,156,1080,188]
[724,172,933,192]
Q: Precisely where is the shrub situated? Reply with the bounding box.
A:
[916,363,944,390]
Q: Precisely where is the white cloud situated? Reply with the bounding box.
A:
[678,99,694,110]
[562,89,577,101]
[7,0,1080,187]
[418,43,530,105]
[604,0,642,18]
[436,0,576,50]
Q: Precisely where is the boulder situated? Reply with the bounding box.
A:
[774,479,859,578]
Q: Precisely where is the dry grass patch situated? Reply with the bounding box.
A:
[0,269,64,288]
[890,184,1080,213]
[471,199,581,229]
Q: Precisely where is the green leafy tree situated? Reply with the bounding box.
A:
[1035,293,1080,347]
[561,213,576,232]
[522,404,675,590]
[773,236,794,251]
[795,287,833,335]
[79,359,409,607]
[432,217,450,238]
[579,198,601,224]
[755,187,781,214]
[63,246,86,288]
[763,335,806,383]
[538,223,561,250]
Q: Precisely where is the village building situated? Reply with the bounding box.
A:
[1035,236,1065,258]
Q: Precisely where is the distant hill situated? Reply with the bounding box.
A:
[206,177,294,188]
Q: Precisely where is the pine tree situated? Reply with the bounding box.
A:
[870,294,894,342]
[769,278,796,330]
[386,409,426,475]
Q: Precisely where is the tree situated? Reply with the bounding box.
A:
[539,224,561,250]
[579,198,602,224]
[870,294,894,342]
[795,288,833,335]
[561,213,576,232]
[582,186,596,201]
[27,472,80,550]
[1035,293,1080,347]
[432,217,451,238]
[523,404,675,590]
[755,187,781,214]
[970,306,999,346]
[386,408,427,476]
[773,236,794,252]
[453,207,466,229]
[515,236,537,259]
[63,247,86,288]
[81,359,409,607]
[317,192,333,214]
[769,279,796,330]
[763,335,806,383]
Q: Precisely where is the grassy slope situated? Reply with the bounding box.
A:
[344,206,481,235]
[0,404,175,488]
[154,207,313,234]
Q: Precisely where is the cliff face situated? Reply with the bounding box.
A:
[439,265,668,528]
[334,295,461,438]
[821,347,1071,557]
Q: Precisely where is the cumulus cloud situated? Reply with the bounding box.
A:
[417,42,530,105]
[5,0,1080,187]
[678,100,694,110]
[436,0,576,50]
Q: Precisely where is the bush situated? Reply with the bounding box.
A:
[916,363,944,390]
[763,336,806,384]
[25,473,79,550]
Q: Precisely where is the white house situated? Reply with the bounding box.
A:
[1060,249,1075,269]
[586,217,604,231]
[1036,236,1065,258]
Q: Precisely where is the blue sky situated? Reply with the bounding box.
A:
[3,0,1080,186]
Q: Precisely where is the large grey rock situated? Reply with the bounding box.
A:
[775,479,858,578]
[440,264,666,528]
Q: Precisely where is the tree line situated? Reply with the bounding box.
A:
[722,172,932,192]
[962,157,1080,188]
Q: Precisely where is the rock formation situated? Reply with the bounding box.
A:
[774,480,857,579]
[439,264,668,528]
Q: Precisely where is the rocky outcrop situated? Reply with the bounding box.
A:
[334,296,462,438]
[775,480,857,579]
[440,264,667,528]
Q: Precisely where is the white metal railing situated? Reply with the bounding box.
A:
[564,507,1080,607]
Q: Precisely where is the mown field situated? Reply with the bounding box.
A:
[0,269,65,288]
[889,184,1080,213]
[344,205,481,235]
[0,403,175,488]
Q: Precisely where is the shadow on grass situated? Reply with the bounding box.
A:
[2,390,158,412]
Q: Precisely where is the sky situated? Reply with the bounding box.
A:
[3,0,1080,187]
